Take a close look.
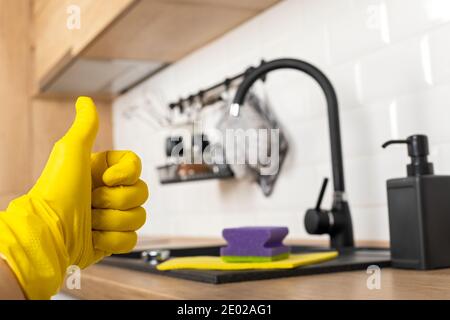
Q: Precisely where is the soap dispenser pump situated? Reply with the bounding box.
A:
[382,135,434,177]
[383,134,450,269]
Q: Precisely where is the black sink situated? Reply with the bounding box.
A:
[100,246,391,284]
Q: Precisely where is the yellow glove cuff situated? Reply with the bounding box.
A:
[0,195,69,299]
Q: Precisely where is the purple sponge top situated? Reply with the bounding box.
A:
[220,226,290,257]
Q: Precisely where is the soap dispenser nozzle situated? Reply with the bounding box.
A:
[382,134,434,176]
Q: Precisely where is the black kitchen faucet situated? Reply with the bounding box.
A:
[230,58,354,248]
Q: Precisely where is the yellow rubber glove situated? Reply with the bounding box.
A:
[0,97,148,299]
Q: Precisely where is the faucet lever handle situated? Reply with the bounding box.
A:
[315,177,329,210]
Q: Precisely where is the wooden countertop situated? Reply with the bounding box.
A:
[62,237,450,300]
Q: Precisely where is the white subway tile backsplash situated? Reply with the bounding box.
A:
[263,25,330,68]
[344,151,405,207]
[434,143,450,174]
[341,99,393,157]
[171,212,225,237]
[326,0,390,64]
[424,0,450,24]
[255,211,312,239]
[328,61,362,110]
[265,71,328,121]
[357,37,428,103]
[352,206,390,241]
[267,164,321,209]
[289,116,331,166]
[327,0,389,64]
[114,0,450,242]
[426,23,450,85]
[394,83,450,144]
[386,0,450,41]
[254,0,299,42]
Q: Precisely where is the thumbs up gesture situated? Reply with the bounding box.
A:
[0,97,148,299]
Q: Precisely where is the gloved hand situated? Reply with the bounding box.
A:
[0,97,148,299]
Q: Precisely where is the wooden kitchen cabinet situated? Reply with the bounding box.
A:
[31,0,280,97]
[82,0,281,62]
[31,0,136,93]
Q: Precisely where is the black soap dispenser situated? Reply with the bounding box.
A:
[383,134,450,269]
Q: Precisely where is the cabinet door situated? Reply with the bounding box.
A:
[32,0,135,91]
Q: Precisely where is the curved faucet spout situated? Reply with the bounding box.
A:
[231,58,354,248]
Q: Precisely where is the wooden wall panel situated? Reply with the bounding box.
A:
[31,97,113,181]
[0,0,32,207]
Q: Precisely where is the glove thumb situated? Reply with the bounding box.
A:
[62,96,99,148]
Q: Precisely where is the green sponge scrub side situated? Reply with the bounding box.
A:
[221,253,290,263]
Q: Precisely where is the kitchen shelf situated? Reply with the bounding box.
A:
[157,163,234,184]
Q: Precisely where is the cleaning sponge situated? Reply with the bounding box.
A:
[220,227,290,262]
